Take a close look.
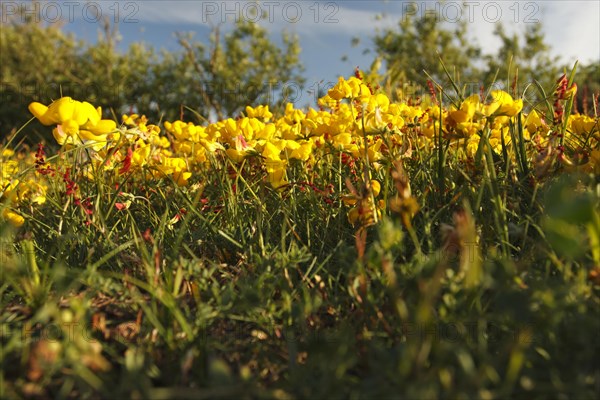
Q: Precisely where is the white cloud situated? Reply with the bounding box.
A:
[541,1,600,64]
[133,1,393,34]
[127,1,599,64]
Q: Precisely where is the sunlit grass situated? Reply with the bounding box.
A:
[1,68,599,399]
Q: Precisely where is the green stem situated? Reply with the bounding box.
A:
[22,240,40,287]
[482,130,509,256]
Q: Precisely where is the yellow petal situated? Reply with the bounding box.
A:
[28,102,53,125]
[347,208,360,225]
[226,148,246,163]
[175,171,192,186]
[52,126,67,145]
[93,106,103,125]
[2,209,25,227]
[262,141,281,161]
[88,119,117,135]
[289,141,313,161]
[62,119,80,136]
[342,195,358,206]
[78,129,107,142]
[370,180,381,197]
[74,101,101,126]
[49,97,76,122]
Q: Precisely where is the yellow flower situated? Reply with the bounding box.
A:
[265,159,288,189]
[486,91,523,117]
[347,207,360,225]
[245,105,273,121]
[328,76,371,101]
[346,77,372,101]
[262,141,282,161]
[200,139,225,153]
[30,97,116,149]
[370,180,381,197]
[565,83,577,99]
[174,171,192,187]
[287,140,313,161]
[569,114,599,136]
[317,94,338,109]
[1,178,21,203]
[352,138,383,162]
[29,97,97,126]
[589,150,600,174]
[466,134,481,158]
[524,110,546,136]
[132,142,151,168]
[449,94,480,125]
[226,134,256,163]
[2,208,25,227]
[28,101,54,125]
[328,77,353,100]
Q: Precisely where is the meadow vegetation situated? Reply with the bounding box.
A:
[1,5,599,399]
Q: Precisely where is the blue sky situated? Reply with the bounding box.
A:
[28,0,600,105]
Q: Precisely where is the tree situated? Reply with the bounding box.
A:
[483,23,561,110]
[0,6,81,142]
[370,4,570,108]
[0,5,304,143]
[372,4,482,100]
[148,18,304,123]
[0,5,155,142]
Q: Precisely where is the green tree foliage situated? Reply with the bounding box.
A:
[0,10,81,142]
[0,9,154,142]
[483,23,560,85]
[76,18,158,121]
[0,6,304,142]
[483,23,561,111]
[371,3,598,111]
[372,5,481,99]
[152,19,304,122]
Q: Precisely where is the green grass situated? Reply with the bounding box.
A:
[2,87,599,399]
